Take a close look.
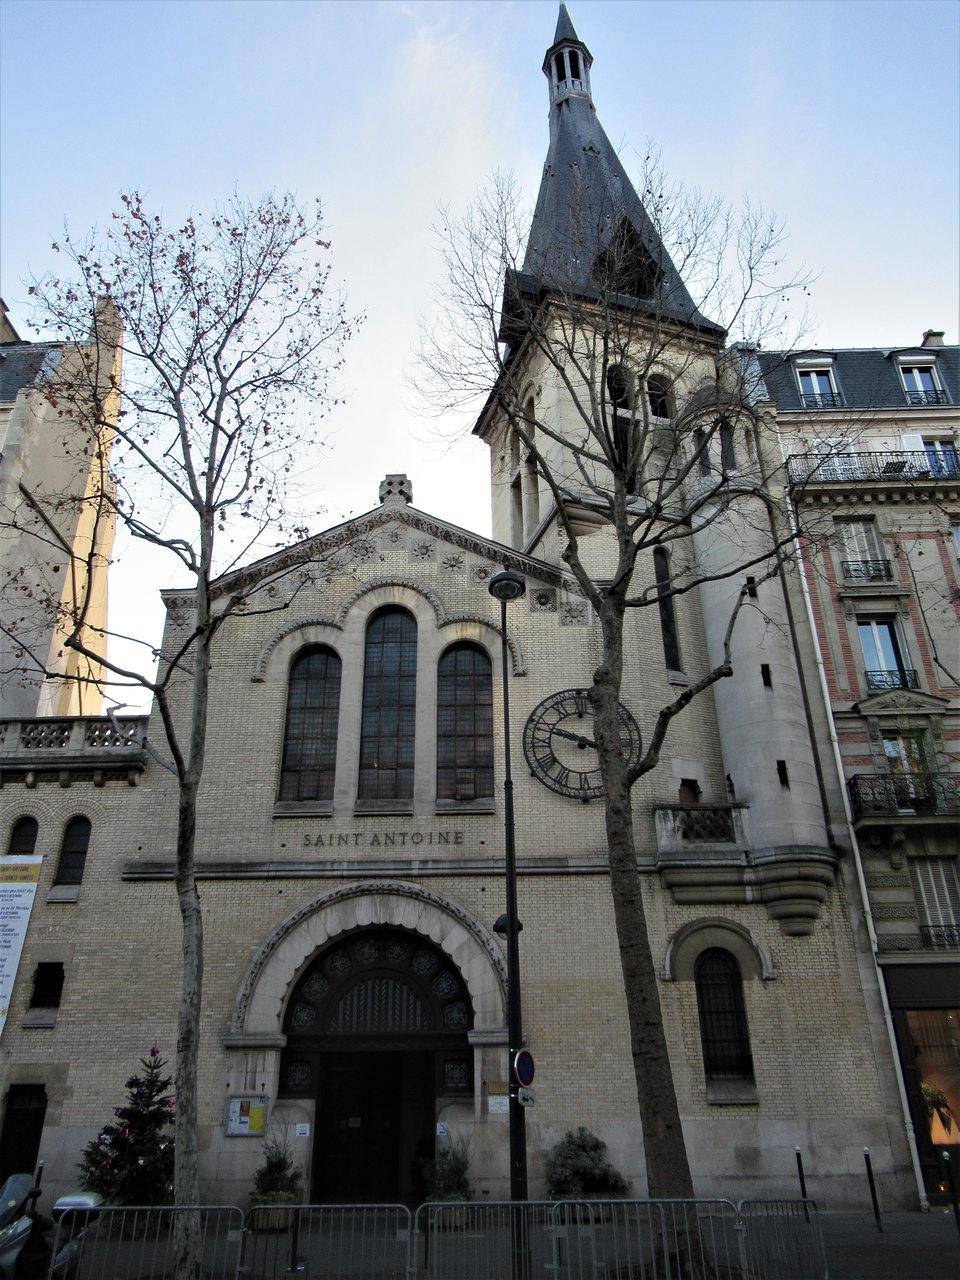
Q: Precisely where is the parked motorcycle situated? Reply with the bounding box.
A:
[0,1163,102,1279]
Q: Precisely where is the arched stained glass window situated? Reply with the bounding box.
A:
[7,817,38,857]
[358,608,417,804]
[437,643,493,802]
[56,817,90,885]
[694,948,754,1081]
[278,646,342,804]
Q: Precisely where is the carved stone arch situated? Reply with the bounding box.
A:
[227,881,508,1041]
[252,619,343,683]
[333,579,445,630]
[663,917,776,982]
[437,616,524,675]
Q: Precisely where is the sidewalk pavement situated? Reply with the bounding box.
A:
[819,1210,960,1279]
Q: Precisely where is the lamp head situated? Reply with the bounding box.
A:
[488,569,526,603]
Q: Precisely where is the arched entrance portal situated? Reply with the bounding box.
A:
[278,926,474,1203]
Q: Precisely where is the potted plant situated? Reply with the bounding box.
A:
[421,1137,471,1228]
[249,1132,303,1232]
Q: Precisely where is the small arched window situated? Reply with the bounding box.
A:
[694,948,754,1081]
[278,646,342,804]
[694,428,711,475]
[437,643,494,803]
[653,549,682,672]
[719,419,737,471]
[358,607,417,806]
[56,817,90,885]
[7,817,38,857]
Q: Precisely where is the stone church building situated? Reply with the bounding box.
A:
[1,6,955,1210]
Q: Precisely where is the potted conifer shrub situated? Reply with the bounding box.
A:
[249,1132,303,1232]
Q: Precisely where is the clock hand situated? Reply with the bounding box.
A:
[552,727,597,749]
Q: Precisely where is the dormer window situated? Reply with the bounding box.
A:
[899,363,947,406]
[796,365,842,409]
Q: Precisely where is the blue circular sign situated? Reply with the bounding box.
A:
[513,1050,535,1087]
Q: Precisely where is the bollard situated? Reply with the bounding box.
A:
[943,1152,960,1241]
[863,1148,882,1233]
[795,1147,810,1223]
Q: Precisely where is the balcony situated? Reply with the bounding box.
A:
[920,923,960,950]
[905,388,949,406]
[787,449,960,487]
[0,716,148,786]
[864,668,920,692]
[841,559,893,583]
[653,803,748,855]
[800,391,845,409]
[848,773,960,822]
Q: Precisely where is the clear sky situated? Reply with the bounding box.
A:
[2,0,958,698]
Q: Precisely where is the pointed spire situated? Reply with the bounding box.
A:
[516,5,724,337]
[543,3,593,108]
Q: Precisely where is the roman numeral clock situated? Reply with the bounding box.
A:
[522,688,642,801]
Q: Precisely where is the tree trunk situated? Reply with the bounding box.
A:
[173,780,203,1280]
[593,592,695,1201]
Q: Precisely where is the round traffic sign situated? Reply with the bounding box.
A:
[513,1049,535,1087]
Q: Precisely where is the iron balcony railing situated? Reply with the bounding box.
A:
[787,449,960,486]
[864,668,920,691]
[848,773,960,821]
[841,559,893,582]
[920,923,960,950]
[800,391,845,409]
[905,388,949,406]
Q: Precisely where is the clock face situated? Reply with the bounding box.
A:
[522,688,642,800]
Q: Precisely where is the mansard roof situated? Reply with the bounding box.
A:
[756,342,959,412]
[0,341,63,405]
[508,7,724,340]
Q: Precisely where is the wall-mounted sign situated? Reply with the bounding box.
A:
[225,1094,267,1137]
[0,859,42,1040]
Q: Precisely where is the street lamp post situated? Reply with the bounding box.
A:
[488,568,528,1214]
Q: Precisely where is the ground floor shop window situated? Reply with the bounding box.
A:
[908,1009,960,1153]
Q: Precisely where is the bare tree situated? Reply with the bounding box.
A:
[2,193,358,1278]
[417,166,815,1202]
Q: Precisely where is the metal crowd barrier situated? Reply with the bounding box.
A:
[46,1195,826,1279]
[243,1203,412,1279]
[48,1204,244,1280]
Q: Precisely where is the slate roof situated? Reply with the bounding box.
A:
[756,345,959,412]
[511,6,724,338]
[0,342,62,405]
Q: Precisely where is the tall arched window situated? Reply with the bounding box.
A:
[278,646,342,804]
[437,643,494,803]
[606,366,637,492]
[56,817,90,885]
[358,607,417,806]
[606,364,631,413]
[694,948,754,1081]
[647,376,672,419]
[7,817,38,856]
[653,548,682,672]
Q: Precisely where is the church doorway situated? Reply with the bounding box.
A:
[278,926,474,1204]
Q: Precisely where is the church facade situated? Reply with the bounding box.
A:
[1,7,955,1212]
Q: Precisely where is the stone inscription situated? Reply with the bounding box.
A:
[302,830,465,849]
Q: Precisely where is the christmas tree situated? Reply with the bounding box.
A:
[77,1047,175,1204]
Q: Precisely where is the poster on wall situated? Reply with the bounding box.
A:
[225,1095,268,1137]
[0,858,42,1039]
